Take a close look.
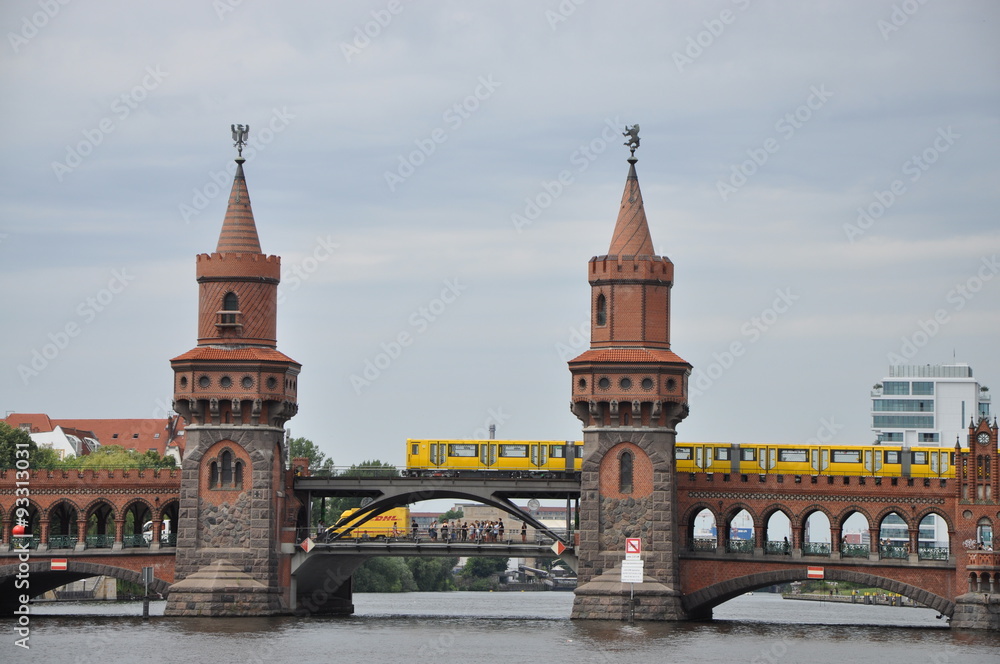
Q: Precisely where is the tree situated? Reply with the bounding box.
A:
[288,436,335,475]
[0,422,35,468]
[438,508,463,523]
[406,556,458,591]
[462,556,509,578]
[352,557,417,592]
[61,445,176,469]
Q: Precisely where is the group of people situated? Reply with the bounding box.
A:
[419,518,529,544]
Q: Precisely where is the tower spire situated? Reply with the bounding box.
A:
[608,124,654,257]
[216,124,262,254]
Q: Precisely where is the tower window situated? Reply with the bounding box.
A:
[209,461,219,489]
[620,451,633,494]
[596,294,607,327]
[221,450,233,485]
[219,292,241,327]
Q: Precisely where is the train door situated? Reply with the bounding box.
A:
[480,442,497,469]
[694,445,708,471]
[758,446,777,472]
[810,448,830,474]
[429,442,446,468]
[900,448,911,478]
[929,449,949,476]
[863,448,883,475]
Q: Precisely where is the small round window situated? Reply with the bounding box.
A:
[620,377,632,390]
[598,377,610,390]
[220,376,232,388]
[266,377,277,390]
[198,376,210,388]
[641,377,654,390]
[179,376,188,388]
[242,376,254,389]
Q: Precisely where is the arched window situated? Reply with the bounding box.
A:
[977,517,993,549]
[234,460,244,489]
[619,451,633,494]
[221,292,239,325]
[209,461,219,489]
[596,293,607,327]
[221,450,233,485]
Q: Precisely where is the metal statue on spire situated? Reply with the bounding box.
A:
[623,124,640,156]
[231,124,250,157]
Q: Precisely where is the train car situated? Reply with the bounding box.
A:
[326,507,410,540]
[405,439,583,478]
[675,442,955,478]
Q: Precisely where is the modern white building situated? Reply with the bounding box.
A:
[871,363,991,447]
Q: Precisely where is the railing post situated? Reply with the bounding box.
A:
[75,518,87,551]
[112,518,125,551]
[150,518,162,551]
[38,520,50,552]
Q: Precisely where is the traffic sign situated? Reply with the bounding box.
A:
[551,541,567,556]
[625,537,642,560]
[621,559,644,584]
[807,566,824,579]
[51,559,67,571]
[300,537,315,553]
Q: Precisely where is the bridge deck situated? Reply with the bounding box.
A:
[294,475,580,499]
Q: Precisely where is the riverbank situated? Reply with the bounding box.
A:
[783,592,925,608]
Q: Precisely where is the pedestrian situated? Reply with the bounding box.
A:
[461,522,468,542]
[521,521,527,543]
[441,521,449,542]
[411,518,419,541]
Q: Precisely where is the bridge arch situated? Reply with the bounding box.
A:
[833,505,873,530]
[872,505,910,530]
[682,568,955,620]
[681,502,718,549]
[0,559,172,610]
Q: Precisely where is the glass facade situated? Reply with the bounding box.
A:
[873,415,934,428]
[912,381,934,395]
[872,399,933,412]
[883,381,909,395]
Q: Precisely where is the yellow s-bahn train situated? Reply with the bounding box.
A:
[405,439,957,479]
[673,442,954,478]
[405,439,583,478]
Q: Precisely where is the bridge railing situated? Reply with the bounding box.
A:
[917,546,949,561]
[122,534,149,548]
[47,535,77,549]
[840,543,869,558]
[802,542,831,556]
[85,534,114,549]
[765,540,791,555]
[690,538,717,552]
[726,539,754,554]
[879,544,908,559]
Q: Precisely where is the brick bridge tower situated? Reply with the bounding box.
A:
[569,138,692,620]
[164,137,301,616]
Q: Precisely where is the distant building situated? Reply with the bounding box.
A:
[3,412,185,462]
[870,364,991,447]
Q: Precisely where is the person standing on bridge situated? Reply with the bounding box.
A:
[441,521,449,542]
[521,521,527,543]
[411,518,419,541]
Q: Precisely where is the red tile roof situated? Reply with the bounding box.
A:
[216,160,262,254]
[3,413,185,457]
[607,159,655,257]
[569,348,690,366]
[170,346,299,364]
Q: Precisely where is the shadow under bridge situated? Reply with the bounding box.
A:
[294,474,581,549]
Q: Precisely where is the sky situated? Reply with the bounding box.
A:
[1,0,998,473]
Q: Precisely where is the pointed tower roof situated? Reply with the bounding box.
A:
[607,156,655,257]
[216,157,262,254]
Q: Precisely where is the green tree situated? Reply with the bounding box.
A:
[324,459,400,521]
[462,556,509,578]
[288,436,335,474]
[406,556,458,591]
[61,445,176,469]
[0,422,36,468]
[438,508,463,523]
[352,557,417,592]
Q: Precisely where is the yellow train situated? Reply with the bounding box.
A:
[405,439,583,478]
[674,442,954,478]
[405,439,957,479]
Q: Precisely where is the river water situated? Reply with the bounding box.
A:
[6,592,998,663]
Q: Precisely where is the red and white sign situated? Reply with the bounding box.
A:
[300,538,315,553]
[625,538,642,559]
[551,541,567,556]
[807,566,824,579]
[51,559,68,571]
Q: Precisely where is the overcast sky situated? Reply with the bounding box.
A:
[1,1,997,471]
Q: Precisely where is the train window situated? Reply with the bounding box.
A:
[551,446,565,458]
[715,448,730,461]
[499,444,528,457]
[741,448,756,461]
[448,444,478,457]
[831,450,861,463]
[778,449,808,463]
[411,443,419,456]
[884,451,900,464]
[912,451,928,465]
[676,447,692,460]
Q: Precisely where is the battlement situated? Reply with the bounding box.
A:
[196,252,281,280]
[0,467,181,488]
[589,254,673,282]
